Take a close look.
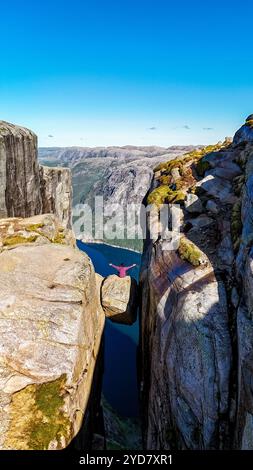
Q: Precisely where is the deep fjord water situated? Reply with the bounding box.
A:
[77,240,141,418]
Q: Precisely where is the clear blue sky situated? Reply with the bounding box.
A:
[0,0,252,147]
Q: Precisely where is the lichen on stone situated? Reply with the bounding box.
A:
[178,237,204,266]
[233,174,245,196]
[231,201,242,249]
[53,232,66,244]
[26,223,45,232]
[245,119,253,129]
[3,234,38,247]
[195,159,210,177]
[5,375,71,450]
[147,185,186,206]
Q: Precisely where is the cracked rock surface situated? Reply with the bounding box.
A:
[140,122,253,450]
[0,216,104,449]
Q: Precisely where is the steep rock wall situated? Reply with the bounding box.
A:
[0,121,72,228]
[140,127,253,449]
[0,121,42,218]
[140,242,232,449]
[0,214,105,449]
[0,120,105,449]
[40,166,72,229]
[234,143,253,449]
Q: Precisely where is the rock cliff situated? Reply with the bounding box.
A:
[40,166,72,229]
[0,121,72,227]
[0,121,106,449]
[0,121,42,219]
[140,123,253,449]
[0,214,105,449]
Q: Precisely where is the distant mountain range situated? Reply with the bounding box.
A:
[38,145,200,208]
[38,145,198,166]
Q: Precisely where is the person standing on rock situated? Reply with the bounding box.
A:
[109,262,137,278]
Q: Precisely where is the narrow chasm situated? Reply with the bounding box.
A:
[75,240,143,450]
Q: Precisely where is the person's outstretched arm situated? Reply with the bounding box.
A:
[109,263,120,270]
[125,264,137,271]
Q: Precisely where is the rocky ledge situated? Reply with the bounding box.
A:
[0,213,105,449]
[0,121,105,450]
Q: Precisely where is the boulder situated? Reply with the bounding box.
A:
[184,193,203,213]
[206,166,241,180]
[101,275,138,325]
[206,199,219,214]
[188,214,214,230]
[195,174,237,204]
[234,124,253,145]
[0,216,105,450]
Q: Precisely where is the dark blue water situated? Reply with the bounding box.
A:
[77,241,141,417]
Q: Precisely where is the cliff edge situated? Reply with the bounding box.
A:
[140,120,253,449]
[0,121,72,228]
[0,122,105,449]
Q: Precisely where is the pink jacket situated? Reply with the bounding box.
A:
[110,264,136,278]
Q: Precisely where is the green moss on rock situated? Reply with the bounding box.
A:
[159,175,170,185]
[245,119,253,129]
[147,185,186,206]
[5,375,71,450]
[3,234,38,246]
[233,175,245,196]
[53,232,66,244]
[195,159,210,177]
[231,201,242,247]
[26,223,45,232]
[154,159,183,175]
[178,237,203,266]
[28,375,71,450]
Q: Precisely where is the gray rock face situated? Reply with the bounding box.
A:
[140,241,232,450]
[93,163,155,206]
[184,193,203,213]
[234,144,253,449]
[0,121,72,228]
[206,200,219,214]
[0,121,105,450]
[140,128,253,450]
[234,124,253,145]
[0,214,105,449]
[188,214,214,230]
[40,166,72,229]
[195,174,237,204]
[0,121,42,218]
